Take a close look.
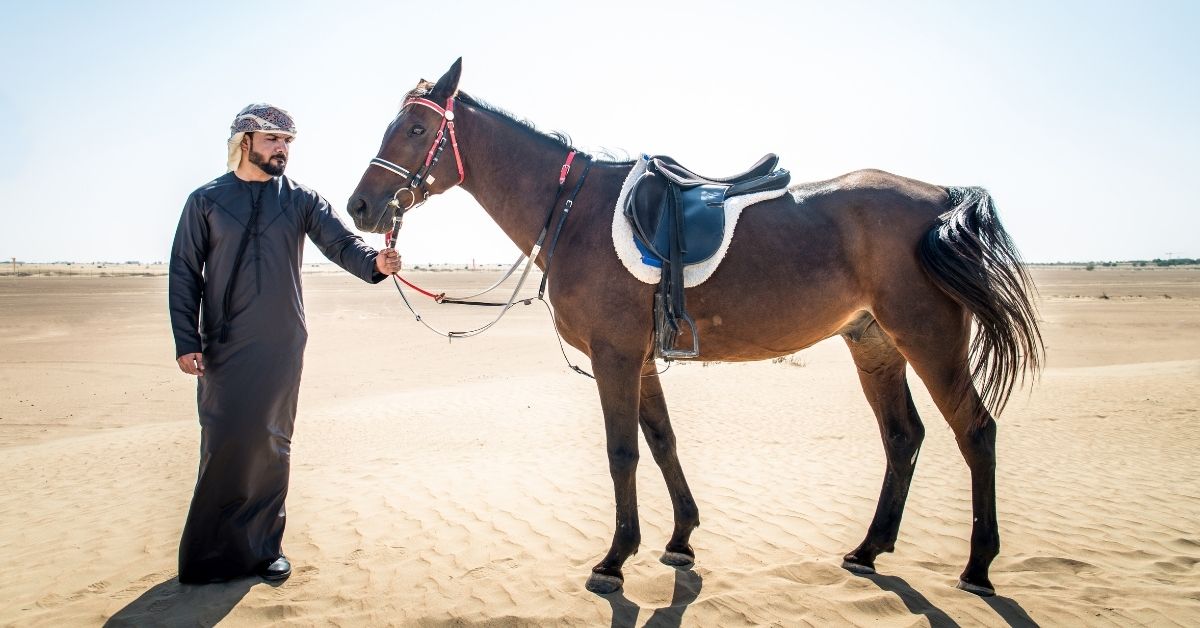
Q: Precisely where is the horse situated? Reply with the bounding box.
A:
[346,58,1042,597]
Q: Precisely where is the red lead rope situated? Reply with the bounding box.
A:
[397,274,445,302]
[383,150,578,303]
[383,231,445,301]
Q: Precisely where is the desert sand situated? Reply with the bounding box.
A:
[1,265,1198,626]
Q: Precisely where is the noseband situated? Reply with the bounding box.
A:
[369,95,466,221]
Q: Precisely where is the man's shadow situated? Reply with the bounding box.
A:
[104,576,259,627]
[862,572,1040,628]
[601,569,703,628]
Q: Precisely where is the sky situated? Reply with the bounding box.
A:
[1,1,1197,264]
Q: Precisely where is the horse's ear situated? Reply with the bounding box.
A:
[430,57,463,101]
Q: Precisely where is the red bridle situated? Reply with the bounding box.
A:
[406,96,465,187]
[369,95,466,218]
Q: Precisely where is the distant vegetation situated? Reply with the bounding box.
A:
[1035,259,1198,270]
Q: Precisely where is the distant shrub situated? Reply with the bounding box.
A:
[772,354,806,368]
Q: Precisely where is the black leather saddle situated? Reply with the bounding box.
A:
[623,154,791,359]
[625,155,791,266]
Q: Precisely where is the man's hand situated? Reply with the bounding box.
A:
[376,248,402,275]
[177,352,205,377]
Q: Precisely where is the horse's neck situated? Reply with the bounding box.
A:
[457,106,575,258]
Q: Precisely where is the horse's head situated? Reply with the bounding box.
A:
[347,58,464,234]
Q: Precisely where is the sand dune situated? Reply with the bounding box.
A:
[1,267,1198,626]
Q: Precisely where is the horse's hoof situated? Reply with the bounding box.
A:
[585,573,624,595]
[956,579,996,597]
[841,559,876,575]
[660,551,695,569]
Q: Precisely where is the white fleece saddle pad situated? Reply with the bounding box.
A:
[611,156,792,287]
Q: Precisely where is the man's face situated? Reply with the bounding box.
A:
[244,132,292,176]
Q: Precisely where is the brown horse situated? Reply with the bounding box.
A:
[347,59,1042,597]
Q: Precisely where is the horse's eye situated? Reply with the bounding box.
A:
[409,126,425,137]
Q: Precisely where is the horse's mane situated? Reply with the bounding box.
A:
[402,82,632,164]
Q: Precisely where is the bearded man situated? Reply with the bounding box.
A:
[169,103,401,584]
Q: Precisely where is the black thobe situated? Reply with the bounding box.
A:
[169,172,384,583]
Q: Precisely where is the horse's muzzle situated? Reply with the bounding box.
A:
[346,195,390,233]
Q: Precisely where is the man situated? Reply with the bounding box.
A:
[169,103,401,584]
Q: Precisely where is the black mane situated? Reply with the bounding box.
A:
[456,91,632,164]
[401,81,631,164]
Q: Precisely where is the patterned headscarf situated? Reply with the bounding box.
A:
[226,103,297,171]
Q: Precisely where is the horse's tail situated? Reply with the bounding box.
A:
[918,187,1044,422]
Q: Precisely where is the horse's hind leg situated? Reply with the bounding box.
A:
[877,304,1001,596]
[839,314,926,575]
[637,364,700,568]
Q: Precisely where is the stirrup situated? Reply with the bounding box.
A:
[659,319,700,359]
[655,295,700,359]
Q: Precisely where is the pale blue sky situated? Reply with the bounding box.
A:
[1,1,1196,264]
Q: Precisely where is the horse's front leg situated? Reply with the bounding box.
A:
[585,345,645,594]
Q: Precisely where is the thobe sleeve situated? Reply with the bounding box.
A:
[169,193,208,358]
[304,193,387,284]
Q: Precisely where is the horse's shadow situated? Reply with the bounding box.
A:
[984,594,1040,627]
[601,569,704,628]
[861,572,1040,628]
[104,576,261,627]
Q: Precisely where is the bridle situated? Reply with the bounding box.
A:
[369,94,466,240]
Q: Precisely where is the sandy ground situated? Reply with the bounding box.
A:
[1,265,1197,627]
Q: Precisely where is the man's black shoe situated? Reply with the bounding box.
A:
[259,555,292,582]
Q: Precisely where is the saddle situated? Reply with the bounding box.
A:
[623,154,791,359]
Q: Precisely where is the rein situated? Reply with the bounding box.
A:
[384,147,595,377]
[366,96,596,376]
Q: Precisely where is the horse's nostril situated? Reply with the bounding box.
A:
[347,197,367,220]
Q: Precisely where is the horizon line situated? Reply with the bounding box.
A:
[2,258,1198,267]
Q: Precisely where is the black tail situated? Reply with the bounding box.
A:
[919,187,1044,420]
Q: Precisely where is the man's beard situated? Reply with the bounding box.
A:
[248,148,287,176]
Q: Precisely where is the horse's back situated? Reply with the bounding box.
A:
[789,169,948,225]
[725,168,949,272]
[680,169,956,358]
